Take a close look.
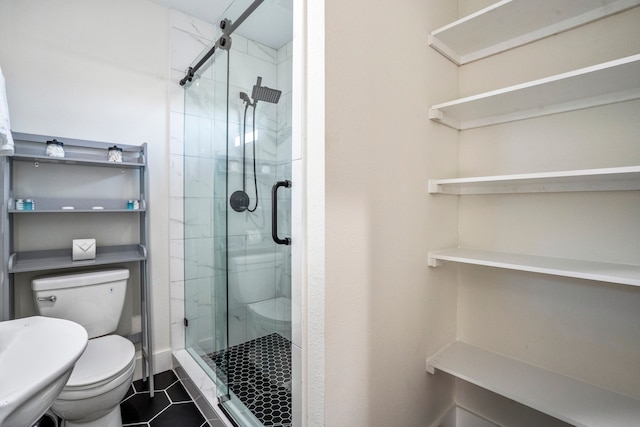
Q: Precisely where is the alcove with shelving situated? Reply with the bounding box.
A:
[426,1,640,425]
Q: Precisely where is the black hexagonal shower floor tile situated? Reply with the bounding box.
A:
[206,333,292,427]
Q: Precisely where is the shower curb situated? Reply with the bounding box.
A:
[173,350,233,427]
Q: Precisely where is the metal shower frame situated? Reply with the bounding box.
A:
[179,0,265,86]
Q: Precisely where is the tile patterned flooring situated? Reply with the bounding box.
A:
[121,370,215,427]
[206,333,292,427]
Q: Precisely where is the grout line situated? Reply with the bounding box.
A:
[146,391,171,423]
[172,370,215,423]
[121,387,136,403]
[122,370,212,426]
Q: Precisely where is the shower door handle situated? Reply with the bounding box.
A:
[272,180,291,245]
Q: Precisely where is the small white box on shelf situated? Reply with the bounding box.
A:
[72,238,96,261]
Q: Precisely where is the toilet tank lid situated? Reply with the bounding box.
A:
[32,269,130,291]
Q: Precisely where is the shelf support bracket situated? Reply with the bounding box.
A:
[428,108,460,130]
[427,180,441,194]
[428,253,444,268]
[428,108,444,122]
[426,358,436,375]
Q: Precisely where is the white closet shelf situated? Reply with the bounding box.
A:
[428,166,640,194]
[8,244,147,273]
[429,0,640,65]
[426,341,640,427]
[428,54,640,130]
[427,248,640,287]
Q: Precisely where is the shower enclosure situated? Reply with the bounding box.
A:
[181,0,293,425]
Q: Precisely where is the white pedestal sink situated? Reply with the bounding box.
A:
[0,316,88,427]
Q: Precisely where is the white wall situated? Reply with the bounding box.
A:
[0,0,172,372]
[321,0,459,425]
[318,0,640,425]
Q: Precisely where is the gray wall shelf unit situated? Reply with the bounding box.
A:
[0,132,153,392]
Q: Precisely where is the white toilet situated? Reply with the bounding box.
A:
[32,269,136,427]
[229,252,291,341]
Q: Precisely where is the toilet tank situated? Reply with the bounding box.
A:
[32,269,129,339]
[229,252,283,304]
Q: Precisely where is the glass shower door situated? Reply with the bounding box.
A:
[183,0,293,424]
[183,40,231,400]
[216,21,293,422]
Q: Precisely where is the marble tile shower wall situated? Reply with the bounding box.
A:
[168,9,293,355]
[169,10,215,357]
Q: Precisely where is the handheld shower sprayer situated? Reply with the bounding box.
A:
[230,77,282,213]
[230,91,257,213]
[239,91,253,107]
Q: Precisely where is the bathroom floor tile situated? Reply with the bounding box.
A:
[34,369,213,427]
[150,402,206,427]
[121,391,170,423]
[167,381,193,403]
[133,370,180,392]
[124,384,136,400]
[121,370,212,427]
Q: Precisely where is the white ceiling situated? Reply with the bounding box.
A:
[149,0,293,49]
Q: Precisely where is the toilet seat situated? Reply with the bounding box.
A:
[57,335,135,399]
[248,297,291,323]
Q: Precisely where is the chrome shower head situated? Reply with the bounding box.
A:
[251,76,281,104]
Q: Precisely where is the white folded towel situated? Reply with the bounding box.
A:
[0,66,15,156]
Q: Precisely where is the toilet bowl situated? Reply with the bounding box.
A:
[247,296,291,341]
[32,269,135,427]
[229,251,291,341]
[51,335,135,427]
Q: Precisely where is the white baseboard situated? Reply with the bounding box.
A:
[133,348,173,381]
